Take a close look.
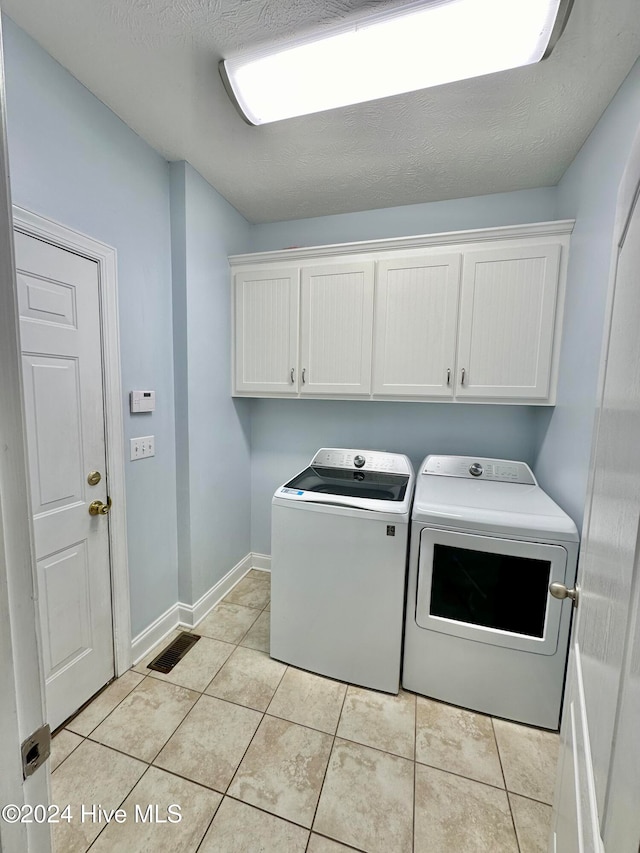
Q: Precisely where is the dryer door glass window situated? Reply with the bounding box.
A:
[430,544,550,638]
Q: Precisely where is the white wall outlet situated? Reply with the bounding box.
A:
[130,435,155,460]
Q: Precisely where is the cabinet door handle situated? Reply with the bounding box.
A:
[461,368,466,386]
[302,368,306,384]
[447,368,451,386]
[290,368,295,383]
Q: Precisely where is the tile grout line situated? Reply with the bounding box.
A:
[412,692,418,853]
[49,732,85,776]
[63,669,145,739]
[75,740,225,851]
[413,757,513,794]
[84,762,154,852]
[304,682,350,851]
[68,589,543,851]
[308,829,368,853]
[68,672,155,742]
[82,592,268,774]
[192,797,223,853]
[222,660,289,801]
[58,587,551,853]
[54,590,272,852]
[61,584,548,853]
[223,792,316,836]
[491,716,522,853]
[84,673,201,768]
[143,618,271,767]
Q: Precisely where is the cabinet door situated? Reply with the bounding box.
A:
[234,267,299,394]
[455,243,561,400]
[373,254,461,397]
[300,262,374,395]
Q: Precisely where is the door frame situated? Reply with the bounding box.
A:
[0,19,50,847]
[13,205,132,677]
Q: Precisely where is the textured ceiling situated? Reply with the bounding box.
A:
[4,0,640,223]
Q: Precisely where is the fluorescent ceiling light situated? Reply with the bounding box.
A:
[220,0,573,126]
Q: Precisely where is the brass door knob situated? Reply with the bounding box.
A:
[89,498,112,516]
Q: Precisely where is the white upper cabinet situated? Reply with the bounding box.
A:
[300,262,375,396]
[230,221,572,404]
[373,253,461,397]
[455,243,561,400]
[233,267,299,394]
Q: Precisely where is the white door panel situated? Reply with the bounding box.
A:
[603,547,640,851]
[373,253,460,397]
[552,128,640,851]
[21,356,83,510]
[15,230,114,731]
[233,267,299,394]
[554,647,604,853]
[300,262,374,395]
[38,543,92,674]
[456,244,560,399]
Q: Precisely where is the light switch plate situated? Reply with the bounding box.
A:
[130,435,155,460]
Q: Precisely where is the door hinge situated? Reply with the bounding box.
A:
[21,724,51,779]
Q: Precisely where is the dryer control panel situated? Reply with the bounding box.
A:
[312,448,411,474]
[423,455,536,485]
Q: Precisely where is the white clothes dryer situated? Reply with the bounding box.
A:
[402,455,579,729]
[271,448,414,694]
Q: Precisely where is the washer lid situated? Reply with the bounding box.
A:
[413,456,578,542]
[273,448,415,515]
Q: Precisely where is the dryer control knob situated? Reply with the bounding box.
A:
[354,455,366,468]
[469,462,484,477]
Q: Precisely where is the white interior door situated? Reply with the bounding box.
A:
[15,231,114,731]
[551,128,640,852]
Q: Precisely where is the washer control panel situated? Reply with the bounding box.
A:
[312,448,411,474]
[423,455,536,485]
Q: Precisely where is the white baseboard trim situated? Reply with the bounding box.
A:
[251,553,271,571]
[131,603,181,665]
[179,552,254,629]
[130,552,269,663]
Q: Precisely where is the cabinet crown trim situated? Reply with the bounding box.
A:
[229,219,575,266]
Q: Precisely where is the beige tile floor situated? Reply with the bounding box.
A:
[50,569,558,853]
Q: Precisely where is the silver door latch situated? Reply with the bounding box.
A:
[21,724,51,779]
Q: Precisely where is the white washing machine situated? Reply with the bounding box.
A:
[402,455,579,729]
[270,448,415,694]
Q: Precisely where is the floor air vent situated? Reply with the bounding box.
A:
[147,632,201,673]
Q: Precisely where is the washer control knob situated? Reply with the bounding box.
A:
[469,462,484,477]
[354,454,366,468]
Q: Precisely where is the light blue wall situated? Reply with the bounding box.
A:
[534,59,640,529]
[249,187,557,251]
[3,17,178,636]
[177,162,253,602]
[248,185,558,554]
[170,164,192,604]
